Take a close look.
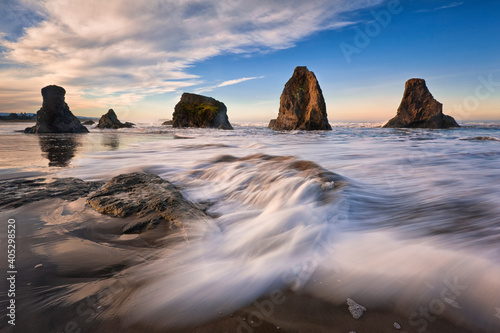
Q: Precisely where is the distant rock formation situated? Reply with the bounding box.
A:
[384,78,459,129]
[172,93,233,130]
[0,112,36,121]
[271,66,331,131]
[86,172,208,234]
[24,85,89,133]
[81,120,95,125]
[96,109,134,129]
[268,119,276,129]
[162,120,173,125]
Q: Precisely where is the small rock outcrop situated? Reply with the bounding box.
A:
[162,120,173,125]
[24,85,89,133]
[96,109,134,129]
[86,172,207,234]
[81,120,95,125]
[172,93,233,130]
[271,66,331,131]
[384,78,460,129]
[268,119,276,129]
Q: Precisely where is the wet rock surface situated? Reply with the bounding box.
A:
[384,78,459,129]
[86,172,207,234]
[172,93,233,129]
[24,85,89,134]
[0,177,104,210]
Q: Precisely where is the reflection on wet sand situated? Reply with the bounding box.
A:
[38,134,82,167]
[102,133,120,150]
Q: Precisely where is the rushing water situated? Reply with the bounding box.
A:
[1,121,500,332]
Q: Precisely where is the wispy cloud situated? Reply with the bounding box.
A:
[416,1,464,13]
[0,0,384,113]
[197,76,265,93]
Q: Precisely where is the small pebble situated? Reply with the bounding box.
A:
[34,263,43,269]
[347,298,366,319]
[393,321,401,330]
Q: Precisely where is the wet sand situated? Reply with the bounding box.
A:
[0,198,482,333]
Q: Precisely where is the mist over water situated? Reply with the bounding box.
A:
[2,121,500,331]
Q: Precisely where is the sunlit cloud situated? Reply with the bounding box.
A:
[0,0,384,113]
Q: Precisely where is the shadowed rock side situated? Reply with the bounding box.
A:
[272,66,331,131]
[384,78,460,129]
[86,172,208,234]
[268,119,276,129]
[24,85,89,133]
[97,109,134,129]
[172,93,233,130]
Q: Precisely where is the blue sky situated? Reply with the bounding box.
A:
[0,0,499,122]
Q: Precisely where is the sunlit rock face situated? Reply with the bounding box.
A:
[271,66,331,131]
[172,93,233,130]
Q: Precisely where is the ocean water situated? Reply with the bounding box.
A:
[1,121,500,331]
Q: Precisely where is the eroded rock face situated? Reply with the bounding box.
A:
[384,78,459,129]
[24,85,89,134]
[268,119,276,129]
[272,67,331,131]
[0,177,104,210]
[86,172,207,234]
[172,93,233,130]
[97,109,134,129]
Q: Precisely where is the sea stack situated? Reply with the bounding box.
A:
[271,66,331,131]
[172,93,233,129]
[24,85,89,133]
[384,78,459,129]
[96,109,134,129]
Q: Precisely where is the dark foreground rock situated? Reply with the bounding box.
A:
[384,78,460,129]
[271,66,331,131]
[86,172,207,234]
[24,85,89,133]
[0,177,104,210]
[81,120,95,125]
[97,109,134,129]
[172,93,233,129]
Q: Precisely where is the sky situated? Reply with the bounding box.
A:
[0,0,499,123]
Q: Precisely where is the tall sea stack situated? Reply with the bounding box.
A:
[271,66,331,131]
[384,78,459,129]
[24,85,88,133]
